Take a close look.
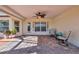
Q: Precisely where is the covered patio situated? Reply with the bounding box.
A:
[0,5,79,54]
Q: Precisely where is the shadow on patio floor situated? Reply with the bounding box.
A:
[0,45,56,54]
[0,46,38,54]
[0,44,79,54]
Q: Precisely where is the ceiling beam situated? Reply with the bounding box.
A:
[0,5,26,20]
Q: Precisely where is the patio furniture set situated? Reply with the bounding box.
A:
[49,29,72,46]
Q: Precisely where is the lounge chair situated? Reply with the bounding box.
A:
[57,31,72,46]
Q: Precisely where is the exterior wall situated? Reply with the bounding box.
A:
[23,18,54,35]
[52,6,79,47]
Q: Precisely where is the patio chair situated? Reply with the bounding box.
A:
[57,31,72,46]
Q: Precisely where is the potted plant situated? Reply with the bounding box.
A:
[10,28,17,38]
[4,30,11,39]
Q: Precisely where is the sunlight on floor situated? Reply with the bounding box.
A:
[0,38,21,52]
[15,36,38,49]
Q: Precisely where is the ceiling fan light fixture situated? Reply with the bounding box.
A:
[35,11,46,18]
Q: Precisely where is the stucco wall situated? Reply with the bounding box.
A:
[52,6,79,47]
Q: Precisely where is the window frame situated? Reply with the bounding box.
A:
[14,21,20,32]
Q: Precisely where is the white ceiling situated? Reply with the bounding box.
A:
[8,5,72,19]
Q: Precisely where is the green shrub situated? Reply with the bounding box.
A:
[5,30,11,35]
[11,28,17,35]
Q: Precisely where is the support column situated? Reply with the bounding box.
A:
[19,20,22,35]
[31,22,34,33]
[9,18,14,31]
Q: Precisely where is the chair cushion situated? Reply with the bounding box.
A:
[56,32,64,36]
[57,36,66,40]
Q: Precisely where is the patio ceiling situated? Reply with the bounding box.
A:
[8,5,72,19]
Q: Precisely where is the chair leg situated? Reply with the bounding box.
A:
[58,40,64,45]
[65,41,69,46]
[58,40,69,46]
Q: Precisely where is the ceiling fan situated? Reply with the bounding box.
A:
[34,11,47,18]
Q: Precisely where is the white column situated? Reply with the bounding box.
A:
[19,20,22,35]
[31,22,32,32]
[31,22,34,33]
[9,18,14,31]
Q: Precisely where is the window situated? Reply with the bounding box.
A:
[41,22,46,31]
[35,22,40,31]
[27,23,31,32]
[34,22,47,32]
[14,21,19,32]
[0,20,9,32]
